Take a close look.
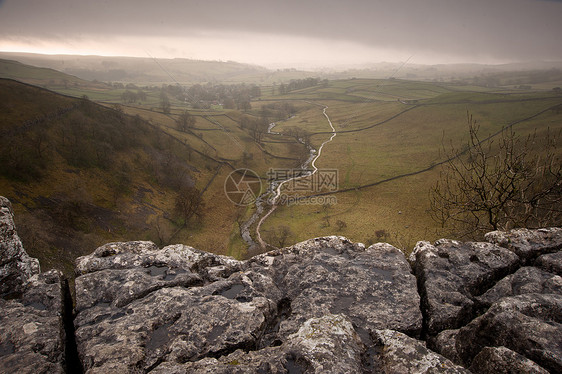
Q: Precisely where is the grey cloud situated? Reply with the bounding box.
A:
[0,0,561,63]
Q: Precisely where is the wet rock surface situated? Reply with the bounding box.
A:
[1,196,562,373]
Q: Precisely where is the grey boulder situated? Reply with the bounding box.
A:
[477,266,562,307]
[371,329,470,373]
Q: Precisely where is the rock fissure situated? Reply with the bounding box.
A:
[256,297,293,349]
[415,268,431,341]
[61,278,83,374]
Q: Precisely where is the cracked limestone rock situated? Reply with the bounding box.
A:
[150,314,365,374]
[410,239,519,334]
[250,238,423,339]
[469,346,549,374]
[477,266,562,307]
[73,241,280,373]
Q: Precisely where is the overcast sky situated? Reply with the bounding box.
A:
[0,0,561,68]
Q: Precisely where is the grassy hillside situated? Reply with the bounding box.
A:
[0,58,108,90]
[0,52,274,85]
[0,79,233,276]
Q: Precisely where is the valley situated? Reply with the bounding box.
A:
[1,58,561,279]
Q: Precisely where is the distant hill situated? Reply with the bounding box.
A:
[0,78,212,277]
[0,58,110,91]
[3,52,562,87]
[0,52,270,84]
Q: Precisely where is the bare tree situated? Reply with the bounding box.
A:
[160,92,171,114]
[176,111,195,132]
[430,112,561,238]
[174,185,204,223]
[266,225,293,248]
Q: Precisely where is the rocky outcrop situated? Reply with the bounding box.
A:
[0,199,74,374]
[0,196,40,298]
[1,197,562,373]
[72,237,424,372]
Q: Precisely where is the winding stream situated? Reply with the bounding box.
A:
[240,105,336,252]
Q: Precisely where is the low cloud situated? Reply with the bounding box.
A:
[1,0,560,67]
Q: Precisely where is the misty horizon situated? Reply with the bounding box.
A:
[1,0,562,69]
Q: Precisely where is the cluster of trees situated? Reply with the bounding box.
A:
[153,83,263,112]
[277,78,327,94]
[176,111,196,132]
[110,82,142,90]
[160,91,171,113]
[236,103,299,143]
[260,102,297,120]
[239,115,270,143]
[430,113,561,238]
[265,225,294,248]
[158,82,260,111]
[121,89,147,104]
